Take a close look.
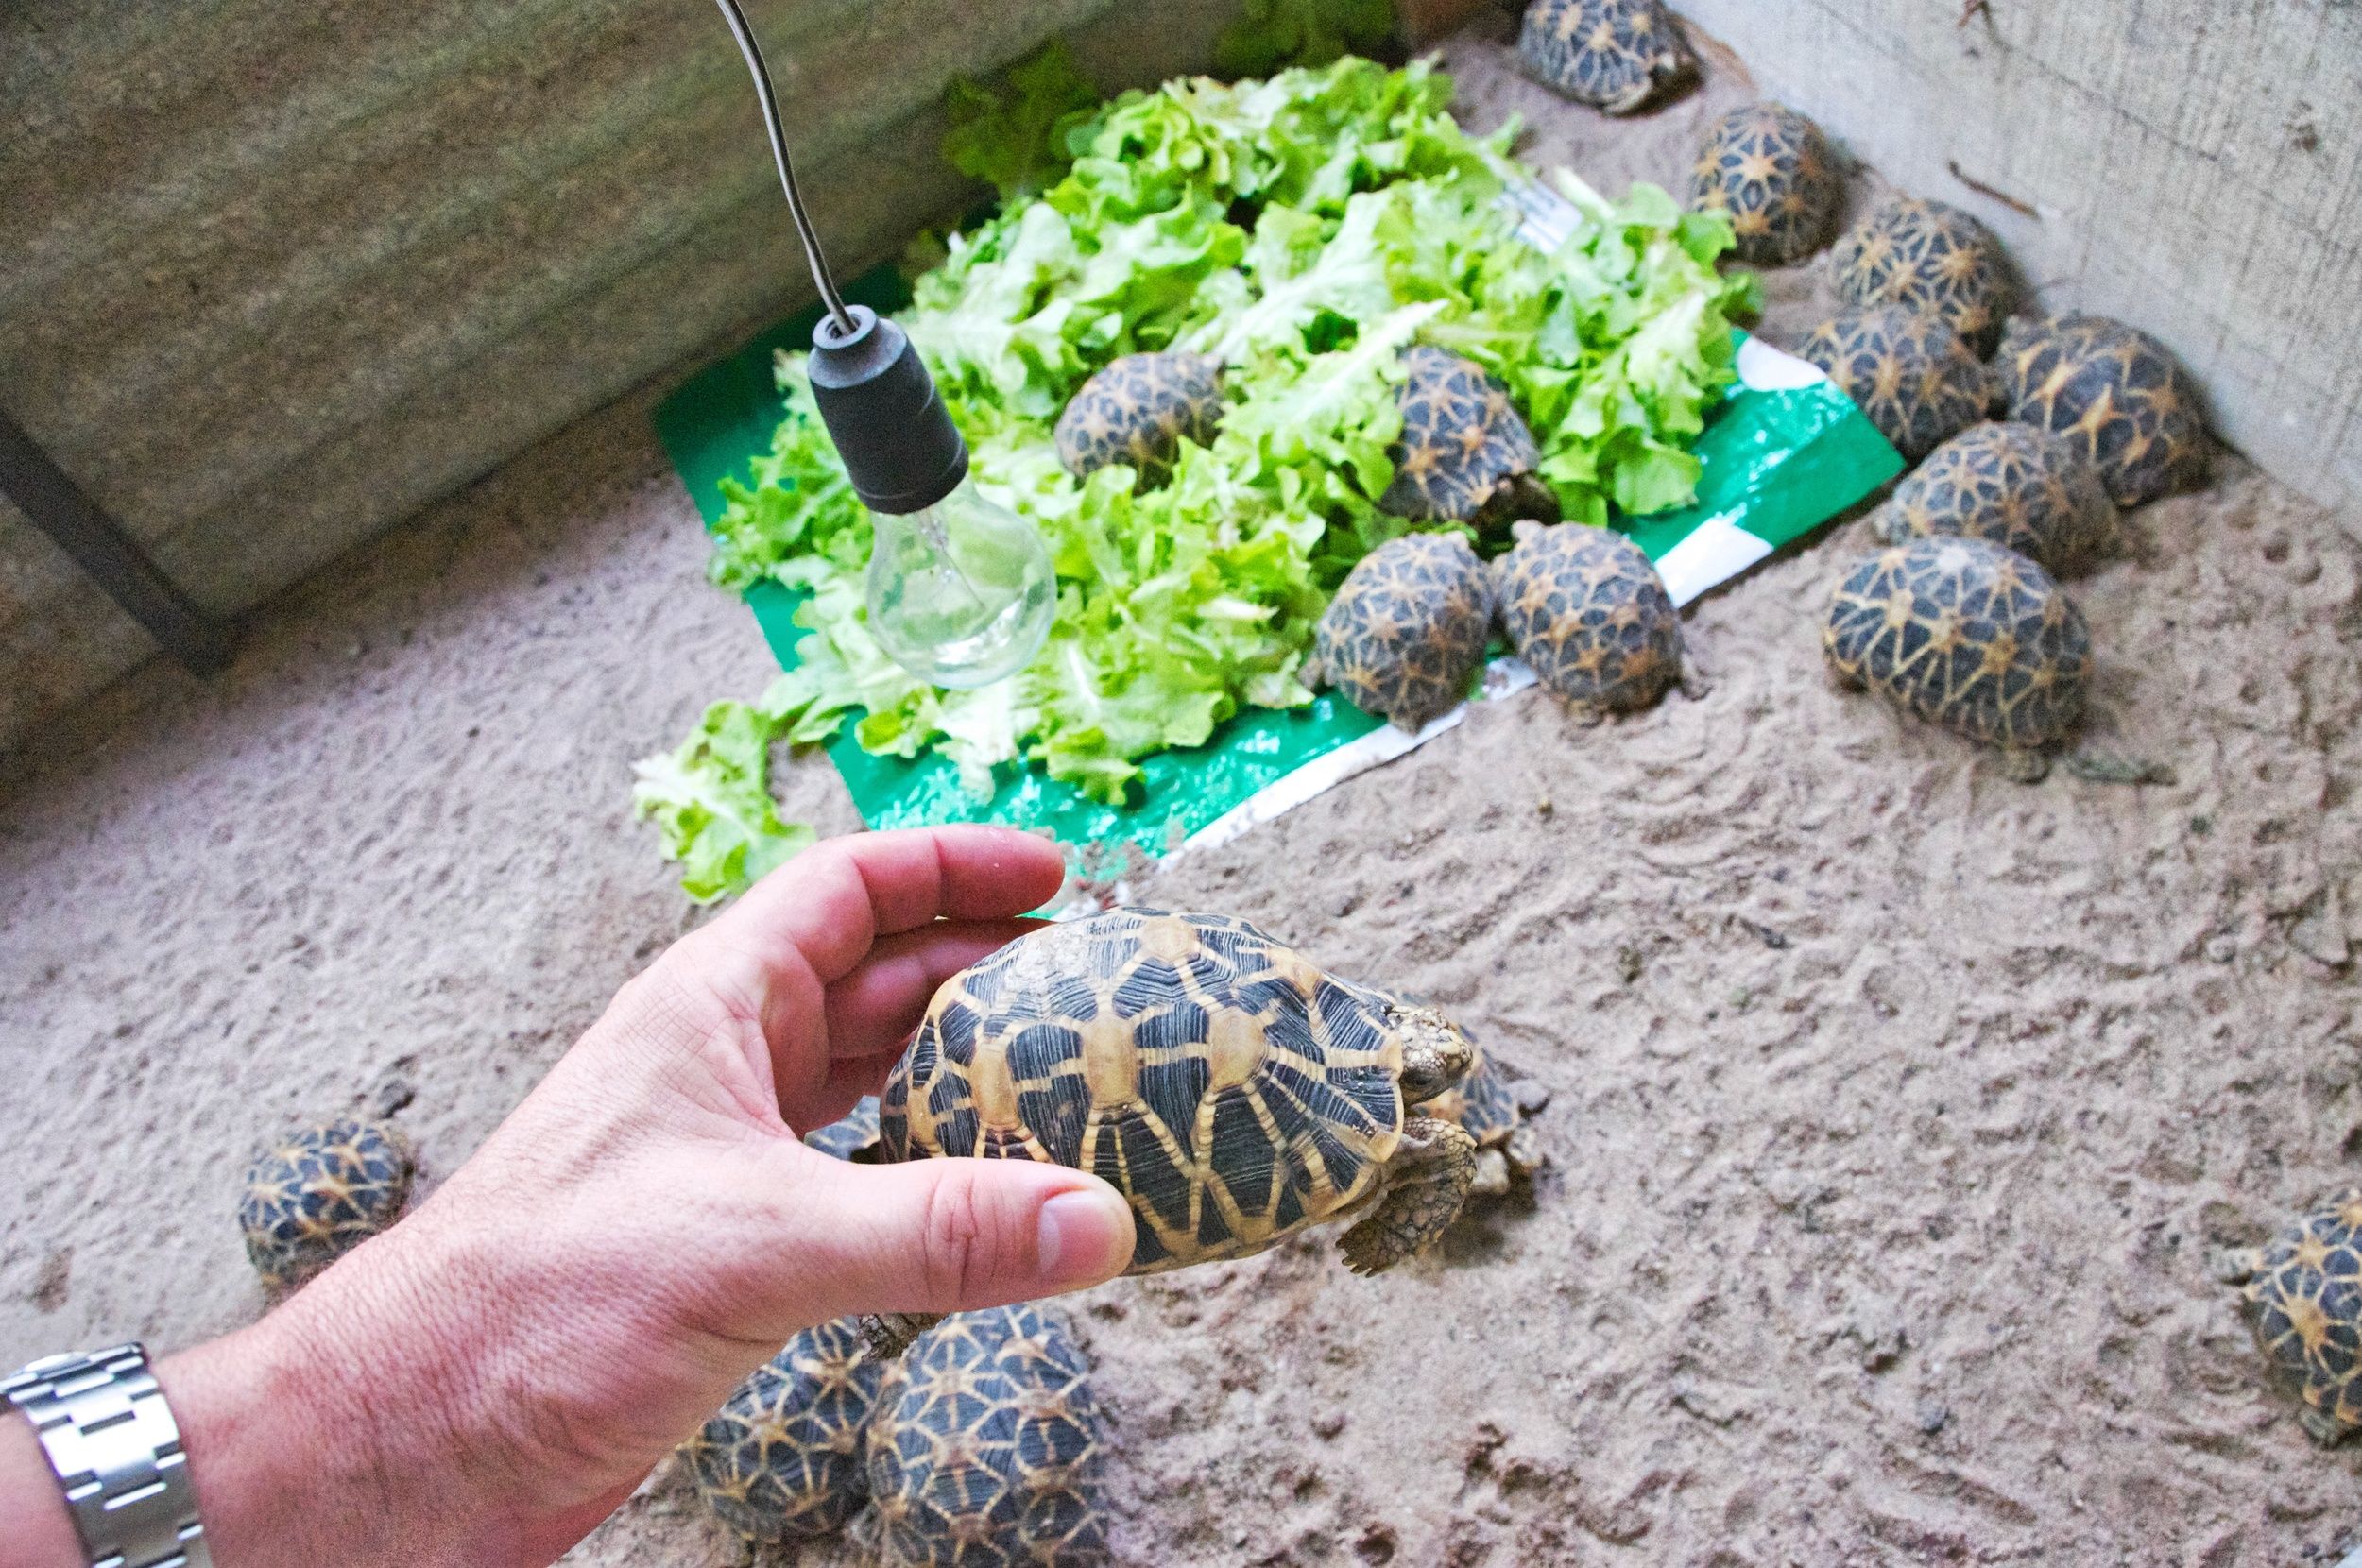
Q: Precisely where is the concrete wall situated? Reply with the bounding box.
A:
[1675,0,2362,529]
[0,0,1241,760]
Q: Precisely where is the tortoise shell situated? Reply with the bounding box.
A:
[1517,0,1691,115]
[805,1095,881,1161]
[865,1304,1107,1567]
[1379,347,1553,531]
[2233,1191,2362,1444]
[1687,103,1840,266]
[1497,523,1683,715]
[1994,315,2206,507]
[1800,306,1993,462]
[878,909,1446,1273]
[1878,422,2115,576]
[1831,196,2012,353]
[686,1318,883,1542]
[1823,537,2091,756]
[1053,352,1224,480]
[1313,534,1495,730]
[237,1116,414,1292]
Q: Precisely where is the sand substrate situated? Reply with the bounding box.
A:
[5,15,2360,1567]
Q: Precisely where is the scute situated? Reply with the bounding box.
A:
[1994,315,2206,506]
[1877,422,2115,576]
[1379,347,1551,529]
[1053,352,1224,480]
[687,1318,882,1542]
[1517,0,1692,114]
[2234,1191,2362,1442]
[1498,523,1683,714]
[1823,537,2091,754]
[882,908,1412,1272]
[1801,306,1993,462]
[1314,533,1496,730]
[1831,197,2011,352]
[865,1304,1108,1567]
[1688,102,1838,265]
[237,1116,415,1293]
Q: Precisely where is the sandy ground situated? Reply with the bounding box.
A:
[6,13,2361,1567]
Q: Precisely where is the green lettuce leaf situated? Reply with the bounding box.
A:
[942,42,1104,203]
[629,692,816,903]
[1215,0,1397,78]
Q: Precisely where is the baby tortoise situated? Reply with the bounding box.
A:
[685,1318,883,1542]
[1497,522,1684,718]
[1517,0,1691,115]
[1688,103,1840,266]
[1994,314,2206,507]
[1416,1041,1541,1198]
[863,1304,1107,1567]
[1830,196,2012,353]
[1311,534,1495,730]
[804,1095,881,1161]
[1823,537,2091,780]
[1800,306,1993,462]
[238,1116,414,1293]
[861,908,1481,1354]
[1053,351,1224,480]
[1878,422,2115,576]
[2217,1192,2362,1445]
[1380,347,1560,536]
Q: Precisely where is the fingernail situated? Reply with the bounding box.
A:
[1036,1187,1134,1288]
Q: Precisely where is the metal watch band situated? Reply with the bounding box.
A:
[3,1344,212,1568]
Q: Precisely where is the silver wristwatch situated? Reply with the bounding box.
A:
[4,1345,212,1568]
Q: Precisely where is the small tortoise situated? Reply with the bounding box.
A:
[1416,1041,1541,1198]
[1517,0,1692,115]
[1053,352,1224,480]
[861,908,1481,1354]
[1497,522,1684,718]
[863,1304,1108,1567]
[1823,537,2092,779]
[686,1318,884,1542]
[1311,534,1495,730]
[1994,314,2206,507]
[2217,1192,2362,1446]
[238,1116,414,1292]
[1688,103,1840,266]
[1831,196,2013,353]
[1800,306,1993,462]
[805,1095,881,1161]
[1877,422,2115,576]
[1380,347,1560,536]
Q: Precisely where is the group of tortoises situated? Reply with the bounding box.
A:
[1517,0,2213,777]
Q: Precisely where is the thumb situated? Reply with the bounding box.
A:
[780,1150,1137,1324]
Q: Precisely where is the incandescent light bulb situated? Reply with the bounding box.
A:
[807,305,1054,689]
[863,477,1054,689]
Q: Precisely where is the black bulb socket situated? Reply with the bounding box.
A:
[806,305,969,516]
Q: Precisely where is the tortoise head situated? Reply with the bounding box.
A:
[1390,1003,1476,1106]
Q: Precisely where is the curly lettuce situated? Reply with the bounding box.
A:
[639,54,1754,898]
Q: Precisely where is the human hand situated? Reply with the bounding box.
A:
[135,827,1136,1568]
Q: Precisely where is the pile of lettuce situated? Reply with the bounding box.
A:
[636,52,1754,901]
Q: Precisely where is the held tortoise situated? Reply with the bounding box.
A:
[861,908,1482,1354]
[1830,196,2013,353]
[1688,103,1840,266]
[1800,306,1994,462]
[1053,352,1224,481]
[1516,0,1692,115]
[863,1304,1108,1567]
[1994,315,2206,507]
[1877,422,2116,576]
[1310,533,1496,731]
[1380,347,1561,536]
[2216,1192,2362,1446]
[237,1116,414,1293]
[1497,522,1684,718]
[805,1095,881,1161]
[1416,1041,1541,1198]
[1823,537,2092,780]
[685,1318,884,1542]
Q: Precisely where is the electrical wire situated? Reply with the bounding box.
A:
[710,0,856,335]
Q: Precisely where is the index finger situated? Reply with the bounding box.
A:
[713,826,1066,988]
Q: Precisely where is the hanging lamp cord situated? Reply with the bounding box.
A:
[710,0,858,336]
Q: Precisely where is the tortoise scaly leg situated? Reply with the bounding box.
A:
[1468,1148,1510,1199]
[858,1310,943,1360]
[2296,1405,2353,1447]
[1340,1116,1479,1274]
[2000,747,2050,783]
